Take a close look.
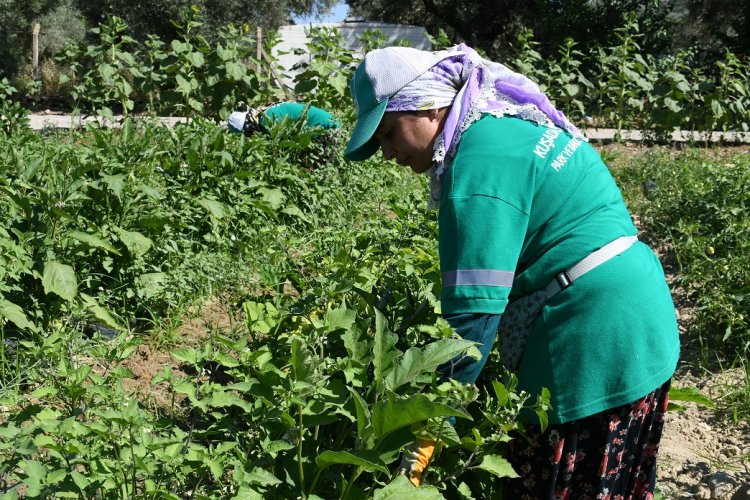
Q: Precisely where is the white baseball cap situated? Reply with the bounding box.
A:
[227,111,247,133]
[344,46,456,161]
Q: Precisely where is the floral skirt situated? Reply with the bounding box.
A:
[506,379,671,500]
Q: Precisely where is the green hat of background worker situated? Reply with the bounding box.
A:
[344,46,454,161]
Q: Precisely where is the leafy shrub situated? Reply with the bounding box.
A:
[0,113,549,498]
[615,150,750,363]
[0,79,30,135]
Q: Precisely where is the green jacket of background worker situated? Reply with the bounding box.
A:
[228,102,340,168]
[227,102,340,137]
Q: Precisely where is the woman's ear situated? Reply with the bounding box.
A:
[429,107,448,122]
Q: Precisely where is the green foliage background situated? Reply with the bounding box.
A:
[0,10,748,499]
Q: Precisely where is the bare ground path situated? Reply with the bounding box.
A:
[658,367,750,499]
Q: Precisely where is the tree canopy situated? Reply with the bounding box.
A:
[73,0,339,42]
[0,0,60,77]
[346,0,748,63]
[0,0,338,80]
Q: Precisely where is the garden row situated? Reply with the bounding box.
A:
[4,9,750,139]
[1,109,553,497]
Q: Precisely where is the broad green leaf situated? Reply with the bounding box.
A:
[535,387,551,432]
[492,381,509,405]
[211,150,233,167]
[42,261,78,301]
[68,230,120,255]
[261,439,294,459]
[373,309,400,391]
[47,469,67,485]
[197,198,227,219]
[21,459,46,496]
[386,339,476,390]
[215,441,238,455]
[347,388,371,440]
[171,348,198,365]
[35,408,62,420]
[215,44,231,60]
[208,390,253,411]
[135,183,162,200]
[372,394,471,439]
[116,228,153,257]
[225,61,246,80]
[374,475,443,499]
[257,188,284,210]
[171,40,187,52]
[563,83,579,96]
[213,351,240,368]
[475,454,519,478]
[203,457,223,481]
[176,74,192,94]
[71,470,90,489]
[245,467,282,486]
[30,386,58,398]
[186,148,200,169]
[79,293,126,332]
[668,387,715,408]
[291,337,312,381]
[186,52,204,67]
[316,450,389,474]
[33,434,57,448]
[711,99,724,118]
[0,299,37,331]
[343,325,369,365]
[136,272,167,299]
[329,73,348,95]
[101,174,126,199]
[233,487,264,499]
[188,97,203,112]
[281,206,311,223]
[664,97,681,113]
[98,63,116,79]
[294,79,317,93]
[324,306,357,333]
[457,482,474,499]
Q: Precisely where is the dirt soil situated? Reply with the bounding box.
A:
[659,367,750,499]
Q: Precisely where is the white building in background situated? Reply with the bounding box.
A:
[273,19,432,88]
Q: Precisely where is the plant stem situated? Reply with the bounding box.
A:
[341,467,362,500]
[308,468,323,496]
[298,403,305,497]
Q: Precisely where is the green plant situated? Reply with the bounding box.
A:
[614,150,750,364]
[544,38,593,122]
[510,29,547,91]
[291,26,356,111]
[427,28,453,51]
[708,50,750,133]
[591,14,654,137]
[161,6,210,116]
[58,16,142,118]
[0,79,30,135]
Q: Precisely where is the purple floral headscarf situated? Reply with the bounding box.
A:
[386,43,586,204]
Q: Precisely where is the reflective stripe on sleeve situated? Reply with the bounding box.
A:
[442,269,515,287]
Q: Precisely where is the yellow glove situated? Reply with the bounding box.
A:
[398,439,436,487]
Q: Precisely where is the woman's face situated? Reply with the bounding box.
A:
[374,110,445,173]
